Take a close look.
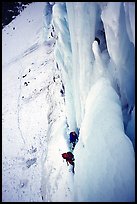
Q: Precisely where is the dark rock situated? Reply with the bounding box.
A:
[24,82,28,86]
[22,74,27,78]
[95,37,100,45]
[26,158,37,168]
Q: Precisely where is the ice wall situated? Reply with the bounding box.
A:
[43,2,135,201]
[101,2,135,146]
[45,2,134,142]
[52,3,77,132]
[43,2,52,40]
[66,2,97,128]
[101,3,134,111]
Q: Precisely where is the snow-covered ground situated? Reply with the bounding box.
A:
[2,2,68,202]
[2,2,135,202]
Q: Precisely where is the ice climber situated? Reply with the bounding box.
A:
[62,152,75,173]
[70,131,78,150]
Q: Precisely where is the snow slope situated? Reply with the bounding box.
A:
[2,2,45,66]
[2,2,67,202]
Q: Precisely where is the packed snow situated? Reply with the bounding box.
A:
[2,2,135,202]
[2,2,66,202]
